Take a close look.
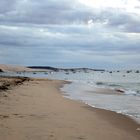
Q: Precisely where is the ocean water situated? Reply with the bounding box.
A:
[1,70,140,123]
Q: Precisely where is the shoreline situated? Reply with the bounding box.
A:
[61,81,140,127]
[0,77,140,139]
[62,80,140,124]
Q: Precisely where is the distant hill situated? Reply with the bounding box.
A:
[0,65,105,72]
[28,66,105,72]
[28,66,59,71]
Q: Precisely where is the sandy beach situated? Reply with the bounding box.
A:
[0,77,140,140]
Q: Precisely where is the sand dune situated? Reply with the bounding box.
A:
[0,64,32,72]
[0,64,48,72]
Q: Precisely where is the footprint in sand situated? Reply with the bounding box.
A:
[0,115,9,119]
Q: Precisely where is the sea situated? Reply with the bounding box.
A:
[1,69,140,123]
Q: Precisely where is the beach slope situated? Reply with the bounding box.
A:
[0,78,140,140]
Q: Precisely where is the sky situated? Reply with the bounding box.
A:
[0,0,140,69]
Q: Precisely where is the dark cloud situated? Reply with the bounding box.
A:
[105,10,140,33]
[0,0,17,13]
[0,0,140,68]
[0,0,140,34]
[0,0,93,25]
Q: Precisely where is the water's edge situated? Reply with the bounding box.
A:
[61,81,140,124]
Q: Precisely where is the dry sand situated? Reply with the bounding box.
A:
[0,64,32,72]
[0,78,140,140]
[0,64,47,72]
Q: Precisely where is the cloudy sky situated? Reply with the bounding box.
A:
[0,0,140,69]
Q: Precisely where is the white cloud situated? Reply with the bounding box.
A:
[79,0,140,14]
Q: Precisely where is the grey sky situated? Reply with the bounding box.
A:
[0,0,140,69]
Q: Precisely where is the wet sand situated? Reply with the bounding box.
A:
[0,78,140,140]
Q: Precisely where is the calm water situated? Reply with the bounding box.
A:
[1,70,140,123]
